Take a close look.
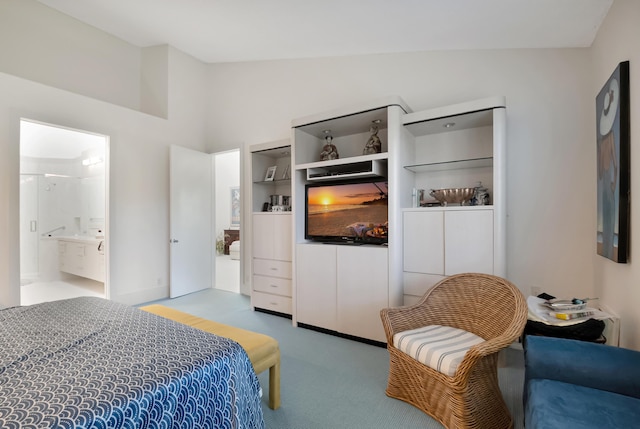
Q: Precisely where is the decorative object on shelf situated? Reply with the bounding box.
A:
[429,187,475,206]
[596,60,630,263]
[281,164,290,180]
[230,186,240,226]
[411,188,425,208]
[320,130,339,161]
[264,165,277,181]
[471,182,490,206]
[363,119,383,155]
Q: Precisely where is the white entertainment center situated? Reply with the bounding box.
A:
[249,96,506,344]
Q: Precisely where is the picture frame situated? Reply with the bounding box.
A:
[264,165,277,181]
[596,60,630,263]
[230,186,240,227]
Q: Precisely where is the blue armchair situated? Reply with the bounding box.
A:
[524,336,640,428]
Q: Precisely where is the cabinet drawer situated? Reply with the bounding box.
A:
[253,258,292,279]
[252,291,292,314]
[253,275,292,297]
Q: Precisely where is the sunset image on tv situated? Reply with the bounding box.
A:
[306,181,388,241]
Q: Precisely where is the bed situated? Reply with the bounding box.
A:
[0,296,264,428]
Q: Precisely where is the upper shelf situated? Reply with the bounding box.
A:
[404,157,493,173]
[253,178,291,185]
[403,96,505,137]
[292,95,411,137]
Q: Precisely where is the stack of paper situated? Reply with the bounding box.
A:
[527,296,612,326]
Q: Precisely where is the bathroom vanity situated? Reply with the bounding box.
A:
[57,237,105,282]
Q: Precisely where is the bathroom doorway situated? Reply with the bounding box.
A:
[213,149,241,293]
[19,119,109,305]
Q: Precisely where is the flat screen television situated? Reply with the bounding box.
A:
[305,179,388,244]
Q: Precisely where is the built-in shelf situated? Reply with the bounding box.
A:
[302,158,387,181]
[253,178,291,185]
[404,157,493,173]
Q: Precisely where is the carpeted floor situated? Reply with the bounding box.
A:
[146,288,525,429]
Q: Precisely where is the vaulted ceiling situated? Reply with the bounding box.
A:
[37,0,613,64]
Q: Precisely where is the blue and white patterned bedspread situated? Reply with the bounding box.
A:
[0,297,264,429]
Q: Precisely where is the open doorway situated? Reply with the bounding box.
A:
[213,149,241,293]
[19,119,109,305]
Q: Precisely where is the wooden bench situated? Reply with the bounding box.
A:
[139,304,280,410]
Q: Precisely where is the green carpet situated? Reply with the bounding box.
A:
[146,288,525,429]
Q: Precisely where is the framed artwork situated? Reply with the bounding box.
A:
[264,166,277,181]
[230,186,240,227]
[596,61,630,263]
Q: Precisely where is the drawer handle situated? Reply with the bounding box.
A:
[270,302,278,306]
[270,284,278,288]
[270,267,278,271]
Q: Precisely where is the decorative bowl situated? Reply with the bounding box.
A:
[429,188,475,205]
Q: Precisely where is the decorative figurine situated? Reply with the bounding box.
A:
[320,132,339,160]
[363,121,382,155]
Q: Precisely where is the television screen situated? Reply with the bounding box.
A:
[305,180,388,244]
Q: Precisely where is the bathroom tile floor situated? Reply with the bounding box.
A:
[20,277,105,306]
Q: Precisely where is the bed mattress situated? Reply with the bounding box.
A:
[0,296,264,428]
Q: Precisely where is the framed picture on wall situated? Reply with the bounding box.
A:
[596,60,630,263]
[231,186,240,227]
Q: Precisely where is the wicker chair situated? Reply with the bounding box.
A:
[380,273,527,429]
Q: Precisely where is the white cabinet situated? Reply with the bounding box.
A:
[250,140,293,316]
[58,238,104,282]
[336,245,388,342]
[445,209,494,274]
[400,97,506,304]
[403,208,493,301]
[404,209,493,276]
[296,244,337,331]
[403,211,444,274]
[251,213,292,315]
[253,213,292,262]
[296,243,388,343]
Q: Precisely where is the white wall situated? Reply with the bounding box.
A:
[206,50,596,301]
[0,0,209,309]
[591,0,640,349]
[0,0,141,111]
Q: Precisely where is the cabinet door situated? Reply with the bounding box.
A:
[444,210,494,275]
[296,244,337,331]
[253,214,292,262]
[252,214,273,259]
[337,246,388,342]
[272,214,292,261]
[403,211,444,275]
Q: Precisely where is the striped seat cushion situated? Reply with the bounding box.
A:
[393,325,485,376]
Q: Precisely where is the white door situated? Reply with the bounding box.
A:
[170,145,213,298]
[403,210,444,275]
[444,209,494,275]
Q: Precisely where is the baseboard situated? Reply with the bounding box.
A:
[112,286,168,306]
[297,322,386,348]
